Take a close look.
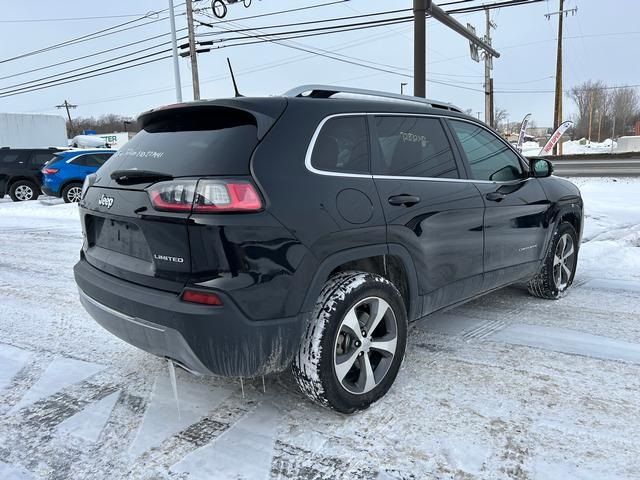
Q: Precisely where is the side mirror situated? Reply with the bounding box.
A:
[530,158,553,178]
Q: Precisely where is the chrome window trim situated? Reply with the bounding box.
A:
[304,112,529,185]
[304,113,373,179]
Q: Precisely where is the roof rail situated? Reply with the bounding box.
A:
[284,84,462,113]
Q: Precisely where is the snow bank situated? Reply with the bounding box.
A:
[0,197,78,221]
[522,139,618,156]
[562,139,616,155]
[570,177,640,280]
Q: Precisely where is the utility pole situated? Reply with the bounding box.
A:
[553,0,564,154]
[168,0,183,102]
[56,100,77,129]
[413,0,428,98]
[587,91,593,144]
[185,0,201,100]
[547,1,576,155]
[484,9,495,127]
[411,1,499,100]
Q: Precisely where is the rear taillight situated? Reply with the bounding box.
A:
[147,180,197,212]
[193,180,262,212]
[42,168,58,174]
[147,179,262,213]
[181,289,223,306]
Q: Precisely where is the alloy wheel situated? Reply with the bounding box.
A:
[553,233,575,290]
[333,296,398,395]
[15,185,34,201]
[67,186,83,203]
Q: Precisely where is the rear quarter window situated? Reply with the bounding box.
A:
[310,116,369,174]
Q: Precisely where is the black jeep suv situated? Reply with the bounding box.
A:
[74,85,583,413]
[0,147,63,201]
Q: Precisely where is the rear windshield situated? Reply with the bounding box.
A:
[98,108,258,179]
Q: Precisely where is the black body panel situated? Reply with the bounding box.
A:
[74,93,583,378]
[0,148,62,196]
[75,259,302,377]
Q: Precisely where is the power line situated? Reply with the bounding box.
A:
[0,0,346,81]
[0,16,413,95]
[0,12,164,23]
[0,43,184,91]
[0,55,173,99]
[0,0,550,99]
[0,29,187,82]
[0,9,180,65]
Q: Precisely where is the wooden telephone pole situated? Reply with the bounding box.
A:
[547,1,577,154]
[484,9,495,127]
[55,100,77,129]
[553,0,564,155]
[185,0,201,100]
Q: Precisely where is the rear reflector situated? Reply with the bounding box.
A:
[147,179,262,213]
[181,290,223,306]
[43,168,59,174]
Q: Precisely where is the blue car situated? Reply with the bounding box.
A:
[42,149,116,203]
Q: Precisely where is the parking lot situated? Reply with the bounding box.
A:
[1,178,639,480]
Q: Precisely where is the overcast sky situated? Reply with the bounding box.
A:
[0,0,636,128]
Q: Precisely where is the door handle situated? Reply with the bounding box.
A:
[388,195,421,207]
[486,192,506,202]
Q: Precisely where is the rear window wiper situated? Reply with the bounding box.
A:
[110,169,173,185]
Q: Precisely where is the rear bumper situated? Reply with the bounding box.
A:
[41,186,59,197]
[74,258,304,377]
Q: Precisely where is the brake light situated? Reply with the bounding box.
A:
[182,290,223,306]
[43,168,58,174]
[147,179,262,213]
[193,180,262,212]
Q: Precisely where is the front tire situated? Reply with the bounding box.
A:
[9,180,38,202]
[528,222,578,299]
[62,183,83,203]
[293,271,408,413]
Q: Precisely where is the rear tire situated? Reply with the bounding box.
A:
[9,180,38,202]
[528,222,578,299]
[62,183,83,203]
[293,271,408,414]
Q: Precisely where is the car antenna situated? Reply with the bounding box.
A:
[227,58,243,97]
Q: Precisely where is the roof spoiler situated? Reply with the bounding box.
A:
[137,97,287,140]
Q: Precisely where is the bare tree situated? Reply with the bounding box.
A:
[568,80,607,139]
[611,87,639,137]
[493,107,508,132]
[66,114,137,137]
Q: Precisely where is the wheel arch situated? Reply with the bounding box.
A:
[8,176,39,189]
[301,244,421,321]
[60,179,84,198]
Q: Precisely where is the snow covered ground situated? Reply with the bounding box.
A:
[1,178,639,479]
[521,139,617,157]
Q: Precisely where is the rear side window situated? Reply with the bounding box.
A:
[372,116,459,178]
[0,153,20,164]
[99,108,258,178]
[448,120,523,181]
[310,116,369,174]
[71,153,112,167]
[30,152,56,166]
